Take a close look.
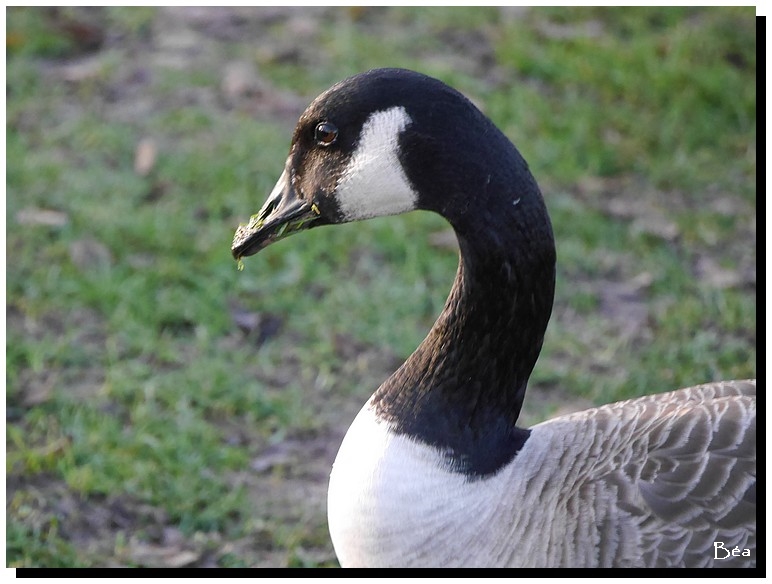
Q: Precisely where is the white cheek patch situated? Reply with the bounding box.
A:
[335,106,418,221]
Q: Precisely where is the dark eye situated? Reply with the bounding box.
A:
[314,121,338,146]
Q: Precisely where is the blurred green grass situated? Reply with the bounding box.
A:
[6,7,756,568]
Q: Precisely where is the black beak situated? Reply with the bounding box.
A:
[231,169,322,261]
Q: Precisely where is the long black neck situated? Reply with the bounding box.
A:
[372,173,556,478]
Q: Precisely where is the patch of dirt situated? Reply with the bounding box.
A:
[571,174,757,292]
[6,474,176,567]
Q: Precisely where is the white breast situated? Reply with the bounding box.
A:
[327,402,583,568]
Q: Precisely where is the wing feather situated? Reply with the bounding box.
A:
[547,379,755,567]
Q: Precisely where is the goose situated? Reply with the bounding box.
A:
[231,68,756,568]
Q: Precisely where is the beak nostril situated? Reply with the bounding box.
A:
[259,199,277,221]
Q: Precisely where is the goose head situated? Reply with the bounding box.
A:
[232,68,554,270]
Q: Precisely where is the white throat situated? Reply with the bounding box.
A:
[335,106,418,221]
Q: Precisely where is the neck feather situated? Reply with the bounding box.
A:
[372,199,556,477]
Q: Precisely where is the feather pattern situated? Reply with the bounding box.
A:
[534,379,756,567]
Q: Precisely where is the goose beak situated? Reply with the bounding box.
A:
[231,169,322,260]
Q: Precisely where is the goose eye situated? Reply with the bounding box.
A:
[315,122,338,146]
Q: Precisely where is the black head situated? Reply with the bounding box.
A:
[231,68,551,262]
